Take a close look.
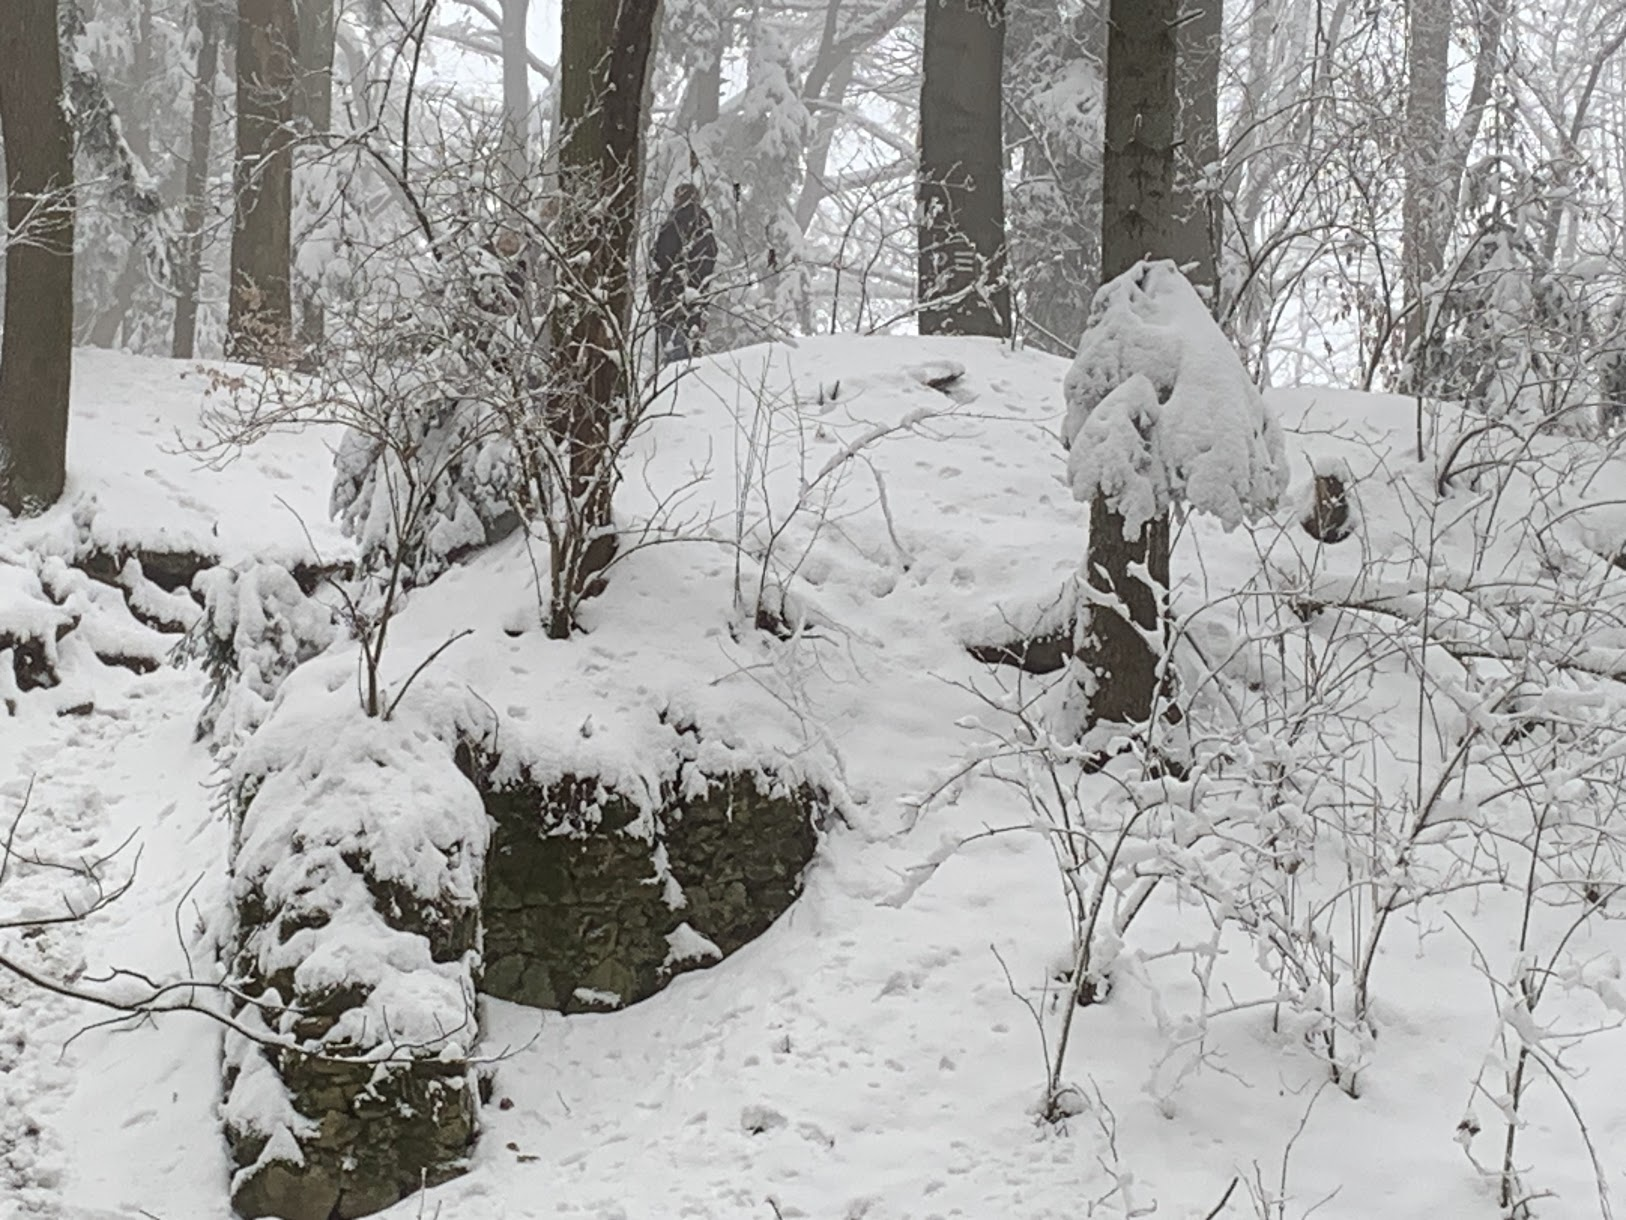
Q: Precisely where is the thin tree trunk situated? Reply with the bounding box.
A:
[918,0,1011,337]
[792,0,851,229]
[295,0,336,132]
[500,0,530,196]
[689,22,724,130]
[294,0,336,361]
[0,0,76,516]
[1004,0,1105,354]
[1076,0,1178,730]
[1538,23,1626,268]
[794,56,853,231]
[227,0,298,363]
[1401,0,1451,362]
[545,0,661,636]
[1172,0,1220,303]
[173,0,222,359]
[129,0,155,163]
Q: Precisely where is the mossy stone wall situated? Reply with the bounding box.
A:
[481,769,822,1013]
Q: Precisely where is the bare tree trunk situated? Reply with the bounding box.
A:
[227,0,298,363]
[918,0,1011,337]
[0,0,76,516]
[667,0,726,133]
[1076,0,1178,730]
[1536,20,1625,268]
[500,0,530,195]
[792,0,857,233]
[1172,0,1220,303]
[545,0,661,636]
[134,0,155,157]
[690,27,724,129]
[295,0,336,132]
[173,0,222,359]
[293,0,336,360]
[1005,0,1104,354]
[791,0,853,230]
[1401,0,1450,363]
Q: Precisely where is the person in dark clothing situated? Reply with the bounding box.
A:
[649,183,718,365]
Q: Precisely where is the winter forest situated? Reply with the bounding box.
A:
[5,0,1626,1217]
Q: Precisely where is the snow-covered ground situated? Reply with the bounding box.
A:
[5,338,1626,1220]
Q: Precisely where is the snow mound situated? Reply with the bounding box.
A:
[8,336,1626,1220]
[4,350,349,573]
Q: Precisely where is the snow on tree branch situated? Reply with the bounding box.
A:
[1061,259,1288,535]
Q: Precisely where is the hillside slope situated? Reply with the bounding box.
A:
[4,339,1626,1220]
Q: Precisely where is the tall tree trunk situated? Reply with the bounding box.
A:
[294,0,336,131]
[545,0,661,636]
[690,27,724,129]
[227,0,298,363]
[794,55,854,231]
[1172,0,1220,303]
[1004,0,1105,354]
[1401,0,1450,365]
[1076,0,1178,730]
[791,0,851,230]
[130,0,155,163]
[500,0,530,196]
[294,0,336,360]
[173,0,222,359]
[0,0,76,516]
[918,0,1011,337]
[669,0,725,133]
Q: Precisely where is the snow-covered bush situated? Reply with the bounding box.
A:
[1061,260,1288,536]
[326,384,518,586]
[180,561,338,748]
[1406,217,1602,424]
[200,227,529,714]
[1055,259,1288,742]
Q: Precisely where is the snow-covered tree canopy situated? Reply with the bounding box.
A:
[1061,259,1288,536]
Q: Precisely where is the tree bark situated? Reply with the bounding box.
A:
[173,0,223,359]
[1401,0,1450,362]
[918,0,1011,337]
[499,0,530,195]
[1076,0,1178,731]
[689,22,724,130]
[295,0,337,133]
[0,0,76,516]
[227,0,298,364]
[131,0,155,162]
[293,0,336,360]
[1004,0,1104,354]
[1172,0,1220,303]
[544,0,661,635]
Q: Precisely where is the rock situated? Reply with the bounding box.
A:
[232,1158,341,1220]
[222,723,486,1220]
[966,629,1072,675]
[3,630,60,692]
[78,544,213,594]
[1303,471,1354,544]
[480,764,827,1013]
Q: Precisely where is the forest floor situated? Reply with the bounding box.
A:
[4,341,1626,1220]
